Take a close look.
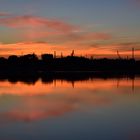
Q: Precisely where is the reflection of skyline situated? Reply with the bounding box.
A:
[116,77,136,91]
[0,76,139,93]
[0,80,112,123]
[0,78,139,123]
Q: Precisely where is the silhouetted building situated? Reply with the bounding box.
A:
[41,54,53,61]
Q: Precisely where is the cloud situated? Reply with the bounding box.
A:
[0,14,112,43]
[75,32,112,42]
[89,33,112,40]
[0,15,80,42]
[116,42,140,51]
[51,31,112,45]
[0,13,114,47]
[0,15,76,33]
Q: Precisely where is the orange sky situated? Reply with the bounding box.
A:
[0,13,140,58]
[0,42,140,59]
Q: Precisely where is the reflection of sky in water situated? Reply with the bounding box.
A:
[0,78,140,140]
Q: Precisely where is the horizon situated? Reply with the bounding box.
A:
[0,47,140,60]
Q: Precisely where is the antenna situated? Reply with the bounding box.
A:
[54,51,56,58]
[61,52,63,58]
[71,50,74,57]
[117,50,121,59]
[132,48,135,59]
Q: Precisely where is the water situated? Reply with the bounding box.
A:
[0,77,140,140]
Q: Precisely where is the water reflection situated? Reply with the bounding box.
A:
[0,77,140,122]
[0,77,140,95]
[0,76,140,140]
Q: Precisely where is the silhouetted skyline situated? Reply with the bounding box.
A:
[0,53,140,76]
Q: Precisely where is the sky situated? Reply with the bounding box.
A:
[0,0,140,58]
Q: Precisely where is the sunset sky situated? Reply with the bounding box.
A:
[0,0,140,57]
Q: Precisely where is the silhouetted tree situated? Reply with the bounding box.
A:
[8,55,18,62]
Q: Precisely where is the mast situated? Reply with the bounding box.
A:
[54,51,56,58]
[132,48,135,59]
[71,50,75,57]
[117,50,121,59]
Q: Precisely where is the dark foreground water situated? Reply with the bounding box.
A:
[0,77,140,140]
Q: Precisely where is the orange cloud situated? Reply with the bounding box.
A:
[89,32,112,40]
[0,15,76,33]
[57,32,112,44]
[0,14,112,43]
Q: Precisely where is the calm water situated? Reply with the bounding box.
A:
[0,77,140,140]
